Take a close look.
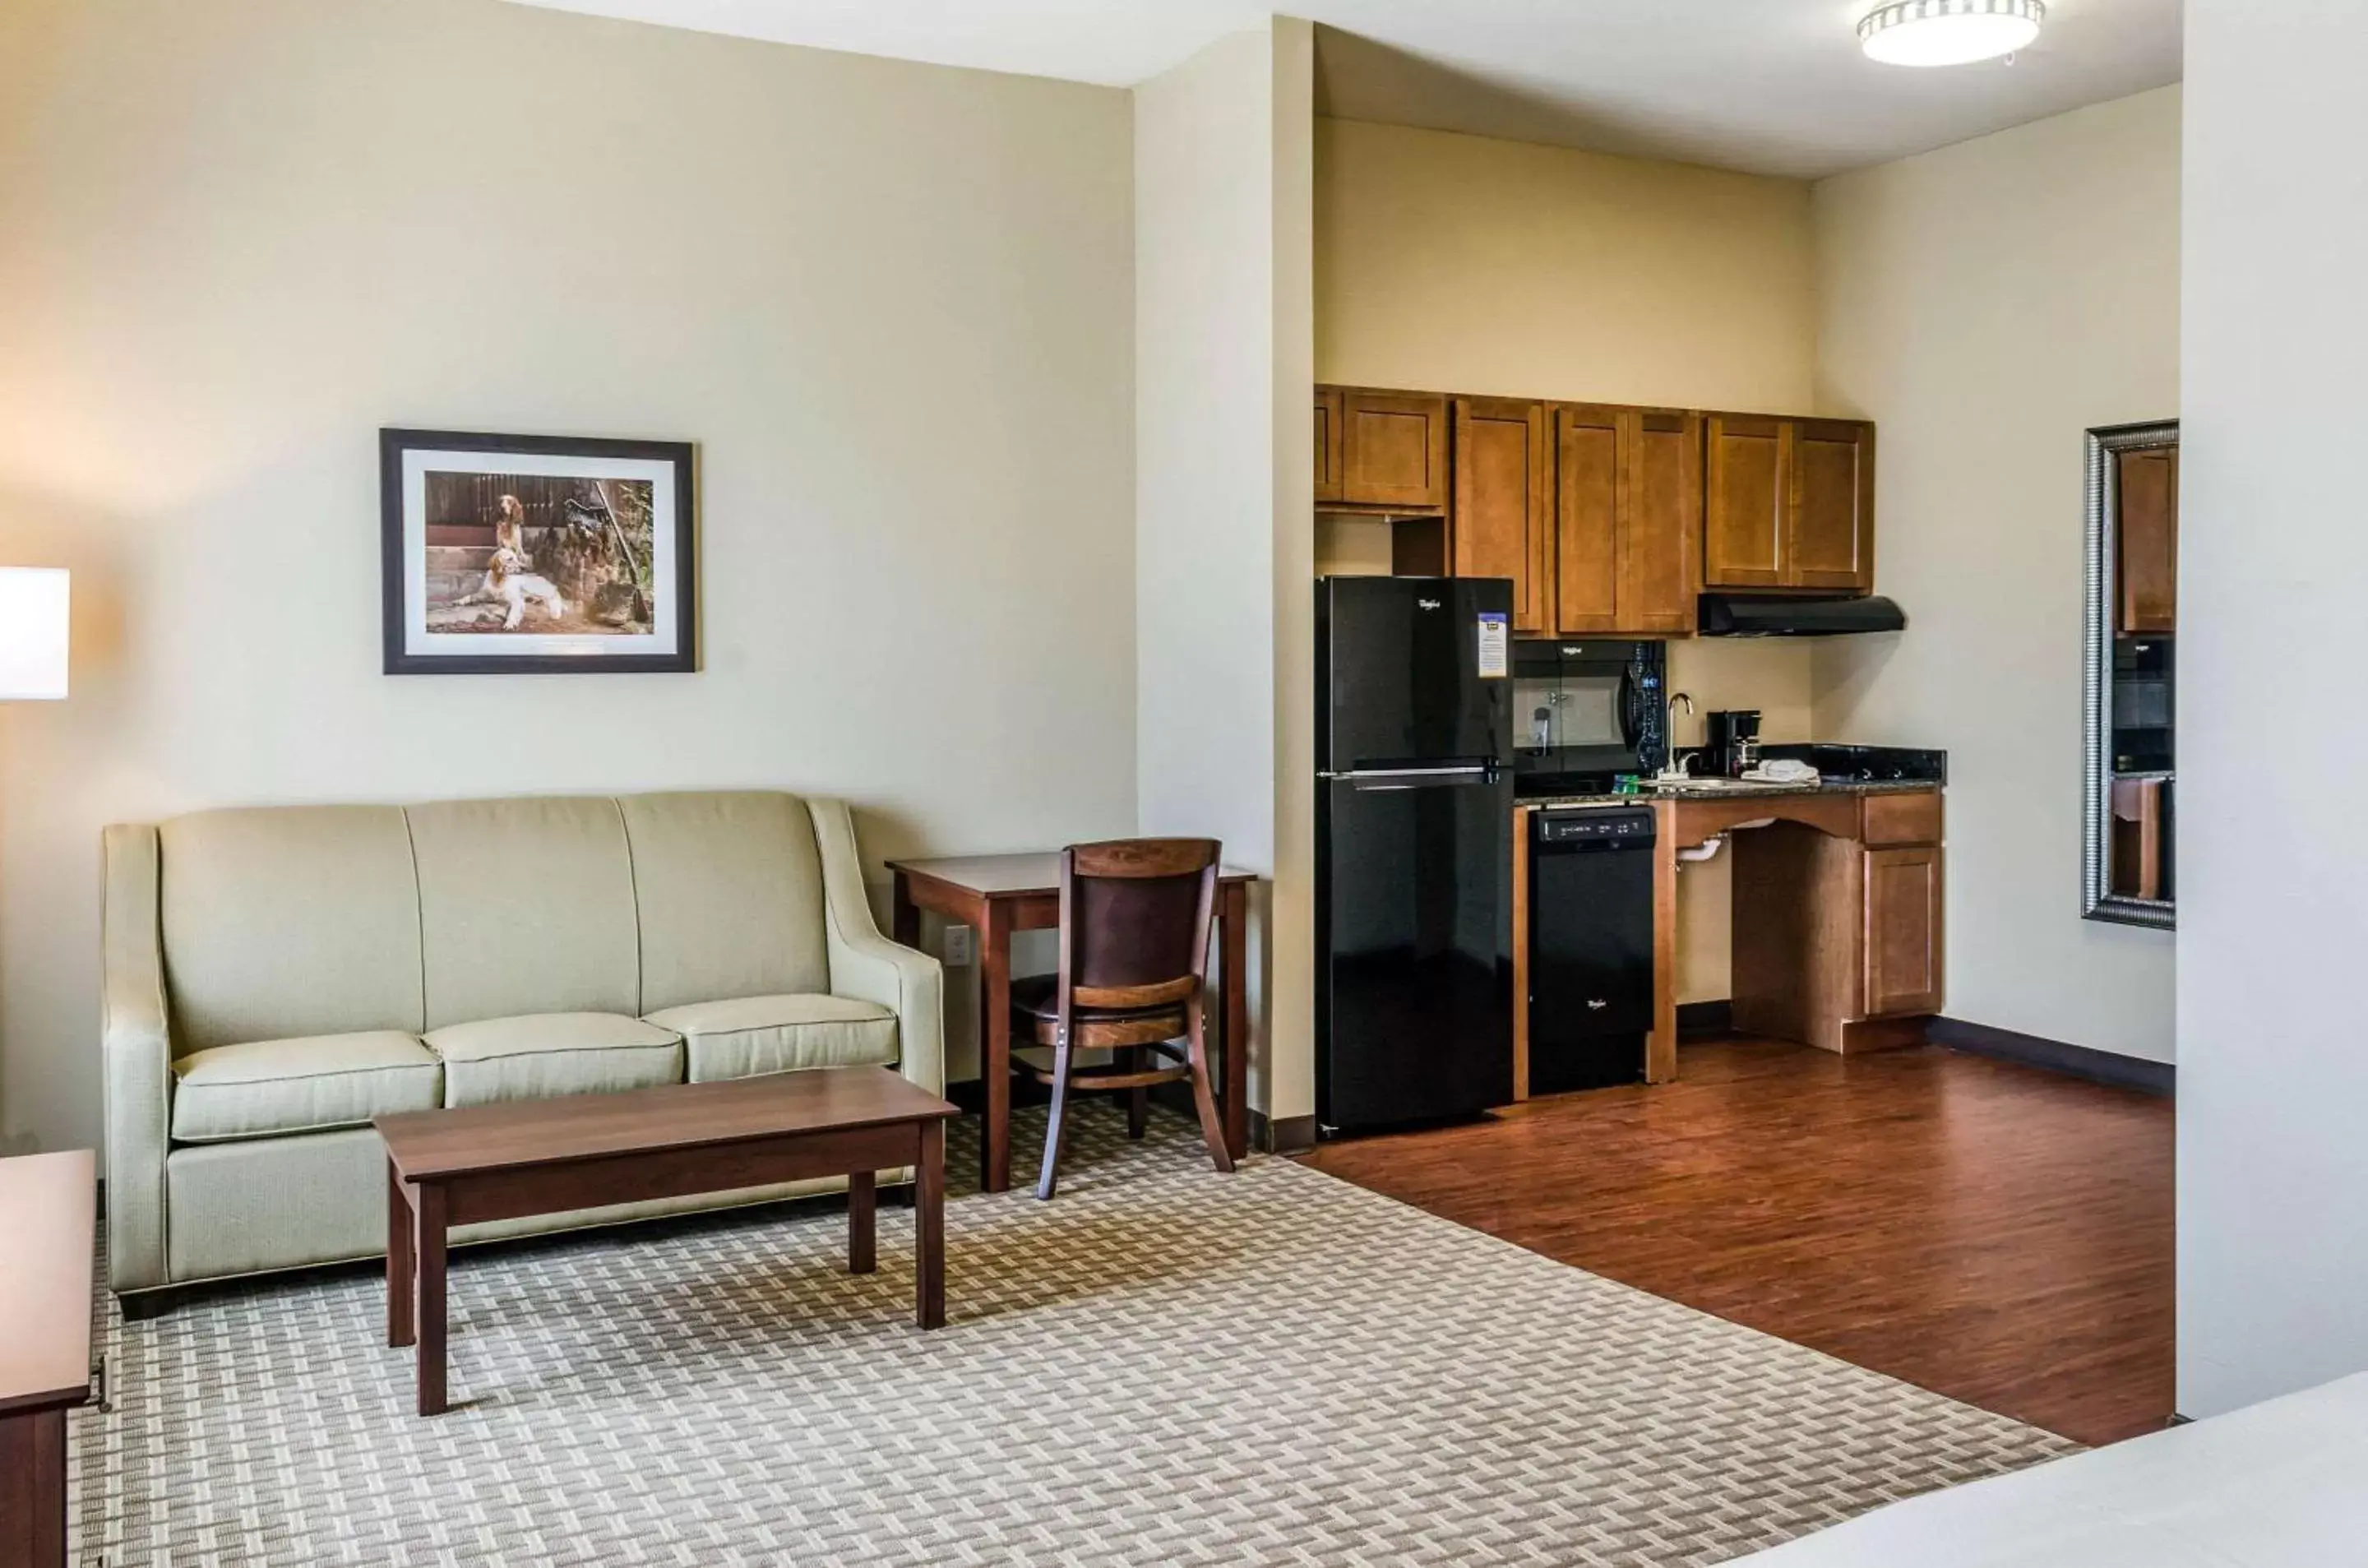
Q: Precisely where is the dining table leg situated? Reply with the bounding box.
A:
[891,871,920,950]
[981,899,1013,1193]
[1220,879,1249,1161]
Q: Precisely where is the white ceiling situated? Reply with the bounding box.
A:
[504,0,2181,180]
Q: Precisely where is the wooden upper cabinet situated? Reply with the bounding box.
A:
[2117,446,2177,634]
[1552,404,1621,635]
[1549,405,1698,637]
[1863,845,1943,1018]
[1620,409,1702,635]
[1453,398,1552,632]
[1314,388,1344,504]
[1705,414,1875,593]
[1789,419,1875,593]
[1704,414,1788,588]
[1339,389,1448,511]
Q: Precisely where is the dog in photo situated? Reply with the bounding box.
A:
[457,545,567,631]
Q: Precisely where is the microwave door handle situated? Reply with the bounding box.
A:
[1617,667,1641,748]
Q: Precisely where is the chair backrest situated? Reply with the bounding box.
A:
[1057,839,1220,1013]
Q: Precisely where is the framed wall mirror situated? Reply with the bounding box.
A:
[2083,419,2178,928]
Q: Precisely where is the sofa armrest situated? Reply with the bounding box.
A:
[807,798,944,1096]
[100,823,172,1292]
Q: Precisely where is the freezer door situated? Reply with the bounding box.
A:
[1316,770,1514,1131]
[1319,577,1514,770]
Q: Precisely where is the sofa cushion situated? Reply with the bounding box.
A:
[618,793,833,1014]
[405,797,641,1029]
[424,1012,683,1107]
[645,994,897,1083]
[170,1030,442,1144]
[160,806,425,1051]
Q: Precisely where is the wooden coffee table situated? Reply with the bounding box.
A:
[375,1066,958,1417]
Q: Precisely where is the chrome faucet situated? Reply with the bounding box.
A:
[1658,691,1696,781]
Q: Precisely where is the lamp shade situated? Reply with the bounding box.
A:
[0,568,69,701]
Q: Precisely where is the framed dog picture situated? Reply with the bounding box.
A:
[379,428,696,675]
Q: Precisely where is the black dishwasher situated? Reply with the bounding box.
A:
[1528,807,1654,1094]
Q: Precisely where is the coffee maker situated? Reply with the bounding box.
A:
[1703,710,1763,777]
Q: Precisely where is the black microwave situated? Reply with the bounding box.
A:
[1511,641,1667,795]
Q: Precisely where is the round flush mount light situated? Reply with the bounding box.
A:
[1859,0,2045,67]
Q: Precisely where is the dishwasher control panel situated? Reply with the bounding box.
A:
[1534,807,1657,845]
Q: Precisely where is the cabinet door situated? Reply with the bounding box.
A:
[1864,846,1944,1017]
[1704,414,1788,588]
[1552,404,1621,634]
[1340,390,1448,510]
[1620,409,1701,635]
[1454,398,1552,632]
[2117,446,2177,634]
[1788,419,1875,591]
[1315,388,1344,504]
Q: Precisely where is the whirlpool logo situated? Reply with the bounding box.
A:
[1417,598,1442,610]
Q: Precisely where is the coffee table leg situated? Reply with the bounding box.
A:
[414,1181,448,1416]
[386,1163,414,1349]
[916,1119,945,1330]
[848,1169,876,1274]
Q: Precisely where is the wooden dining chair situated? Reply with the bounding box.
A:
[1008,838,1236,1200]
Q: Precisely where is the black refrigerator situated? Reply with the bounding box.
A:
[1315,576,1515,1134]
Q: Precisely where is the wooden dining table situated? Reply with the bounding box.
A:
[887,853,1254,1193]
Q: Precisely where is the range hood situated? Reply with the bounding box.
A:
[1697,594,1907,637]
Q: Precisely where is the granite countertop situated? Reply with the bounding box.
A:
[1520,779,1941,810]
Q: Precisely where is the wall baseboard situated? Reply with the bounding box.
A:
[1926,1016,2174,1097]
[1255,1111,1318,1154]
[1677,1001,1732,1039]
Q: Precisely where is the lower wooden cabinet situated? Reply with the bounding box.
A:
[1863,845,1944,1018]
[1727,790,1944,1056]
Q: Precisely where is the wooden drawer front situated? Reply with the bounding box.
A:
[1864,846,1944,1019]
[1862,790,1941,848]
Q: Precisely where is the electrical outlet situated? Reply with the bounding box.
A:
[942,924,976,967]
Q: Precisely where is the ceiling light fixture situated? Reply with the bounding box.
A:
[1858,0,2045,67]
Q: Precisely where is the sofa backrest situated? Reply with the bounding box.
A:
[619,792,831,1014]
[155,790,831,1051]
[160,805,427,1052]
[405,796,642,1030]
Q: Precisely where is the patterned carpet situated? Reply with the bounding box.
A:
[75,1105,2076,1566]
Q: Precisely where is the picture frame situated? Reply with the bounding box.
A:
[379,428,697,675]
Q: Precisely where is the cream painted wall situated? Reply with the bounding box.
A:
[2178,1,2368,1416]
[0,0,1136,1153]
[1811,86,2181,1063]
[1316,119,1816,410]
[1135,18,1317,1124]
[1314,117,1820,1006]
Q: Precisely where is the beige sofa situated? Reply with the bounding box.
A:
[100,790,942,1307]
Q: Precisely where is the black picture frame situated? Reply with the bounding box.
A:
[379,428,697,675]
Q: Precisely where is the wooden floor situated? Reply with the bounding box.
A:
[1300,1038,2174,1447]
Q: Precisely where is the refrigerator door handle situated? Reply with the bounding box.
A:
[1323,765,1492,780]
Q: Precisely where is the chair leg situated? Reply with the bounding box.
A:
[1037,1036,1075,1201]
[1126,1047,1149,1140]
[1183,1015,1236,1175]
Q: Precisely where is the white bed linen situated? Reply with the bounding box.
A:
[1735,1371,2368,1566]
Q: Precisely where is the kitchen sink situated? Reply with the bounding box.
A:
[1646,776,1800,794]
